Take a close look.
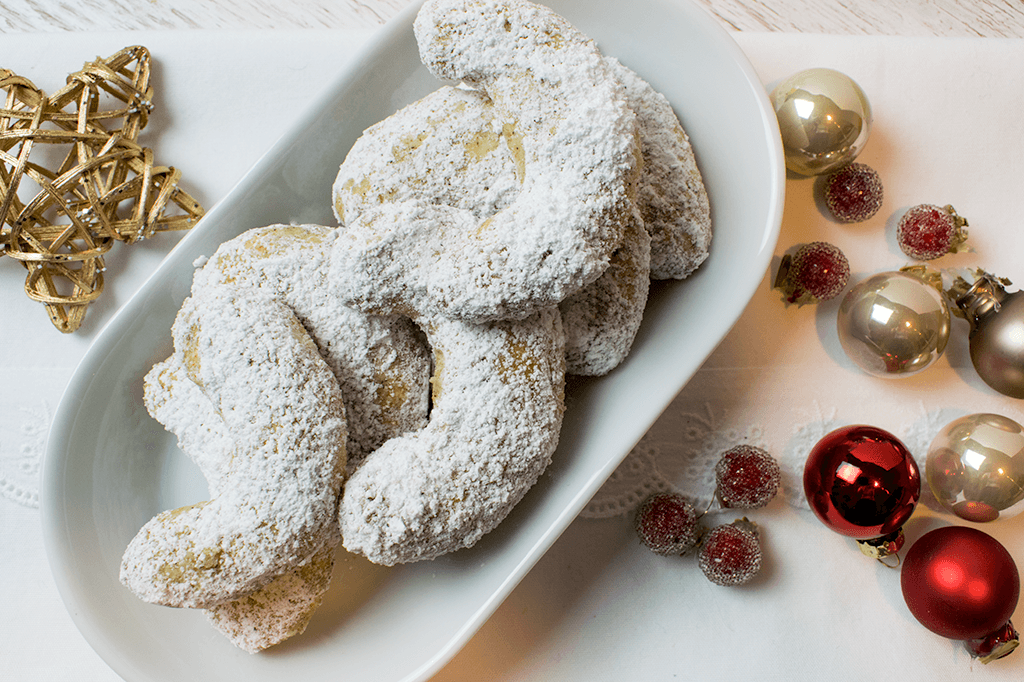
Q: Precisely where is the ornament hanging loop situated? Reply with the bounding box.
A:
[856,527,906,567]
[876,553,901,569]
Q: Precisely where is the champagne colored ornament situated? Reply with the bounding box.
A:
[770,68,871,176]
[837,270,950,378]
[901,526,1020,663]
[948,271,1024,398]
[926,413,1024,522]
[803,425,920,559]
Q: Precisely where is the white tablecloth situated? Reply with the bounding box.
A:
[4,27,1024,681]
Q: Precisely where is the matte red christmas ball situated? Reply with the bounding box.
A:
[803,425,920,556]
[901,526,1020,662]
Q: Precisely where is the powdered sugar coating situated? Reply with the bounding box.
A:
[144,357,235,490]
[144,358,338,652]
[330,0,640,323]
[121,285,347,608]
[332,53,713,374]
[205,543,336,653]
[192,224,430,466]
[606,57,712,280]
[333,86,650,376]
[560,207,650,376]
[135,223,433,646]
[339,307,566,565]
[333,86,518,227]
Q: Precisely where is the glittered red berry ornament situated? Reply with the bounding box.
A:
[715,445,781,509]
[901,526,1020,663]
[774,241,851,306]
[698,518,762,586]
[824,162,883,223]
[803,425,920,559]
[634,492,700,556]
[897,204,968,261]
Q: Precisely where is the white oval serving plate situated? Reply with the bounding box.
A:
[41,0,784,680]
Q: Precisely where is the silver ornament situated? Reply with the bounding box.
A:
[950,271,1024,399]
[926,413,1024,522]
[770,68,871,176]
[837,271,950,378]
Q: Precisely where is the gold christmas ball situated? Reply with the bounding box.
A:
[836,271,950,378]
[926,413,1024,522]
[770,68,871,176]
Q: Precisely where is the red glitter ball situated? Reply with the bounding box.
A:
[897,203,966,260]
[784,241,850,303]
[634,492,699,556]
[698,520,762,586]
[824,162,884,223]
[715,445,781,509]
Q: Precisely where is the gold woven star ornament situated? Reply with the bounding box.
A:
[1,46,205,333]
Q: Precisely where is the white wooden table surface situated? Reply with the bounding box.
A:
[2,0,1024,36]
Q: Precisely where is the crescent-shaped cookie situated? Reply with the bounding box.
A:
[333,85,650,376]
[331,0,641,323]
[121,285,347,608]
[606,57,711,280]
[339,307,566,565]
[192,224,431,466]
[144,357,338,651]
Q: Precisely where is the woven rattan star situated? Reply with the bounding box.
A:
[1,46,204,333]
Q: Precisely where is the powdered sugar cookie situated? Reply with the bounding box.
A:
[607,57,712,280]
[340,307,566,565]
[133,223,432,645]
[333,86,517,229]
[143,356,338,651]
[144,356,235,489]
[121,285,347,609]
[205,542,336,653]
[193,224,430,466]
[332,0,641,323]
[334,86,650,376]
[560,206,651,376]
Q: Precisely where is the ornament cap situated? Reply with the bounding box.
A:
[856,527,905,563]
[942,204,970,249]
[966,621,1020,664]
[730,516,759,537]
[898,264,944,292]
[950,270,1010,329]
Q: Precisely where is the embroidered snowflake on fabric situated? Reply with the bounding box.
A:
[1,401,49,509]
[581,404,766,519]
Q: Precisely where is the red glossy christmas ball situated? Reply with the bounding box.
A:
[803,425,920,540]
[901,526,1019,642]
